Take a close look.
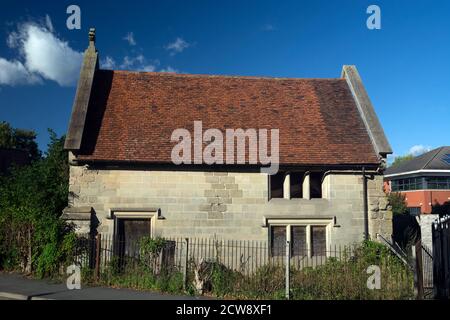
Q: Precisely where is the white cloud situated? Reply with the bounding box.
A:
[123,32,136,46]
[165,37,190,55]
[120,56,132,69]
[0,17,83,87]
[45,14,54,33]
[101,54,178,73]
[121,55,140,69]
[160,66,178,73]
[102,51,178,73]
[112,54,158,72]
[409,145,432,156]
[142,65,156,72]
[22,25,83,86]
[7,31,19,48]
[101,56,116,70]
[387,145,433,165]
[0,58,41,85]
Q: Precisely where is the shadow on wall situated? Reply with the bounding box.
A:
[78,70,114,155]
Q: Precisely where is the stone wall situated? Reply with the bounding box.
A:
[419,214,438,251]
[67,165,392,245]
[368,175,393,240]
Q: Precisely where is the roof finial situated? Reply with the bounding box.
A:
[89,28,96,45]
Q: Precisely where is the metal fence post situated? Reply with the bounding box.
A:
[443,217,450,299]
[183,238,189,291]
[432,220,442,299]
[432,216,450,299]
[414,240,424,300]
[94,233,101,282]
[411,244,418,298]
[285,240,290,300]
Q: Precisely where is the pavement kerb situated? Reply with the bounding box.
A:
[0,291,53,300]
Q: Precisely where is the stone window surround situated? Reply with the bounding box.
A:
[268,171,323,200]
[107,208,164,238]
[264,216,336,258]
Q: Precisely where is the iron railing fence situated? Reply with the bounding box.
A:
[432,215,450,299]
[68,234,414,299]
[73,234,385,275]
[421,244,434,298]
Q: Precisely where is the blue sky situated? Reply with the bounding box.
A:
[0,0,449,161]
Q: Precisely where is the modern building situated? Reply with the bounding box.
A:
[62,29,393,254]
[384,146,450,215]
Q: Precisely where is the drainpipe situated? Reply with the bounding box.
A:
[363,167,369,240]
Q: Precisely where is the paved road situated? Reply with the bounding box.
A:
[0,273,208,300]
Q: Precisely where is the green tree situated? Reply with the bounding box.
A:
[13,128,41,162]
[0,122,15,147]
[388,192,408,215]
[390,154,414,168]
[0,121,41,162]
[0,130,72,276]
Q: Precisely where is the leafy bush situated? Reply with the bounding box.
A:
[140,236,166,254]
[290,241,413,300]
[184,241,413,300]
[72,239,412,300]
[209,261,238,296]
[388,192,408,215]
[139,236,167,272]
[36,243,60,278]
[0,130,72,276]
[97,259,184,295]
[0,246,20,271]
[156,271,184,293]
[35,232,78,278]
[251,265,284,295]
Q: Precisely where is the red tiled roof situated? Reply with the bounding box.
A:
[76,70,379,165]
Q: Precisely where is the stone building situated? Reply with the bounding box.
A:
[62,29,393,254]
